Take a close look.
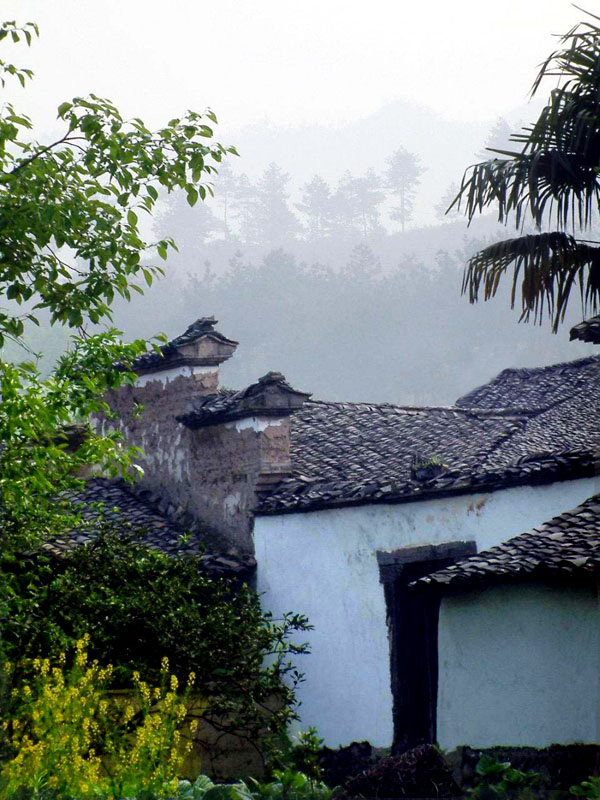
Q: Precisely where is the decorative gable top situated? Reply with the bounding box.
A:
[570,316,600,344]
[176,372,312,429]
[412,493,600,591]
[133,317,238,374]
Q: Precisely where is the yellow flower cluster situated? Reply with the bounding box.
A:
[1,638,201,800]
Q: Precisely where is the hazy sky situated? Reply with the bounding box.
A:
[1,1,587,137]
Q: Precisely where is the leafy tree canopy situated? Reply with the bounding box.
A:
[455,13,600,331]
[0,22,311,772]
[0,21,235,550]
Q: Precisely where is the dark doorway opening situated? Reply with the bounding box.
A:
[378,541,476,752]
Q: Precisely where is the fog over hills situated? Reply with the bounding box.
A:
[5,99,594,407]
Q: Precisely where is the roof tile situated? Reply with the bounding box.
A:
[50,478,256,578]
[257,356,600,513]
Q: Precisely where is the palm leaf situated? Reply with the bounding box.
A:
[463,232,600,332]
[453,150,600,230]
[453,16,600,232]
[453,12,600,330]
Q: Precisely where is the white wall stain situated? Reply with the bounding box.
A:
[224,492,242,517]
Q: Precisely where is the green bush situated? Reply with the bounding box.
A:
[470,756,540,800]
[264,729,324,782]
[571,777,600,800]
[0,528,311,759]
[177,770,335,800]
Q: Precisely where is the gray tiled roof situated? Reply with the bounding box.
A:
[570,316,600,344]
[257,356,600,513]
[413,494,600,590]
[456,355,600,411]
[481,387,600,470]
[51,478,256,578]
[288,403,523,484]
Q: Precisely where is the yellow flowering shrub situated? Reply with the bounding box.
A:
[1,637,201,799]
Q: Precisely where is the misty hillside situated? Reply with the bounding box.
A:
[6,102,595,407]
[223,98,540,227]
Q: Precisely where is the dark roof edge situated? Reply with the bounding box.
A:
[255,452,598,516]
[570,316,600,344]
[410,565,599,594]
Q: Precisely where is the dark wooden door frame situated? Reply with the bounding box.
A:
[377,541,476,752]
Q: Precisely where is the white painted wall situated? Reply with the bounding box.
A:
[134,364,215,387]
[437,581,600,749]
[254,476,600,748]
[227,417,283,433]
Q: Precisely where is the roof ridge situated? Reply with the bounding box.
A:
[456,354,600,409]
[494,353,600,379]
[304,398,528,418]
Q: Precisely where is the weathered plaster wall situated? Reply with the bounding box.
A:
[437,580,600,749]
[253,476,600,747]
[105,376,290,552]
[134,364,217,388]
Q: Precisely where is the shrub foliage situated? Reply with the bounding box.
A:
[0,530,311,759]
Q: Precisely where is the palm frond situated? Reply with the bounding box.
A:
[531,17,600,100]
[453,151,600,230]
[453,15,600,234]
[462,232,600,332]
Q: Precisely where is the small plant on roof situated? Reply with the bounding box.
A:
[410,453,449,480]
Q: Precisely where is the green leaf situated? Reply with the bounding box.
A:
[57,101,72,117]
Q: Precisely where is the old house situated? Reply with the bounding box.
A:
[415,495,600,750]
[102,316,600,752]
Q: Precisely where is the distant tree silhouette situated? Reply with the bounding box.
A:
[155,188,222,255]
[212,160,241,239]
[241,163,300,246]
[385,147,425,232]
[346,243,382,280]
[435,182,462,222]
[297,175,334,240]
[333,170,385,240]
[477,116,515,160]
[232,173,256,241]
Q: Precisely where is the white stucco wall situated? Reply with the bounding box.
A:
[437,581,600,749]
[254,476,600,748]
[134,364,215,387]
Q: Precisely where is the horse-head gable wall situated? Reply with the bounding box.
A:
[102,318,310,552]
